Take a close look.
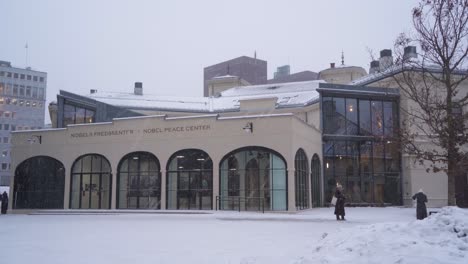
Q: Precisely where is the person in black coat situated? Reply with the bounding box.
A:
[412,189,427,220]
[1,191,8,214]
[334,184,346,221]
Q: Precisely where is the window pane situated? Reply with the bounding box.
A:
[63,104,75,126]
[75,107,85,124]
[383,101,394,137]
[323,97,347,135]
[346,98,358,135]
[373,142,385,173]
[85,109,95,123]
[371,101,383,136]
[322,97,334,133]
[359,100,372,135]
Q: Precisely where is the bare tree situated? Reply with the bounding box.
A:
[393,0,468,206]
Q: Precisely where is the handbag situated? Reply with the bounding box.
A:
[331,196,337,205]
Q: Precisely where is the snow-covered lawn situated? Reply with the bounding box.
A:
[0,207,466,264]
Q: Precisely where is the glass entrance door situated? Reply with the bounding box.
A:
[70,154,112,209]
[75,173,110,209]
[166,149,213,210]
[81,174,91,209]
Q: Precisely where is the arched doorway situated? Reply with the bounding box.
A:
[14,156,65,209]
[70,154,111,209]
[311,154,322,207]
[166,149,213,210]
[117,152,161,209]
[220,147,287,211]
[295,149,309,210]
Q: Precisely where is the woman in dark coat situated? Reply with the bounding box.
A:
[412,189,427,220]
[1,191,8,214]
[334,184,346,220]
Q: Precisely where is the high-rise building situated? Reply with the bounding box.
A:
[203,56,267,97]
[267,70,319,84]
[273,65,290,79]
[0,60,47,185]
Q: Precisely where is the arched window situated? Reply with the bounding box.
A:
[295,149,309,210]
[70,154,111,209]
[166,149,213,210]
[220,147,287,211]
[311,154,322,207]
[117,152,160,209]
[14,156,65,209]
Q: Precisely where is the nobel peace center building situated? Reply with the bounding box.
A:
[9,75,466,212]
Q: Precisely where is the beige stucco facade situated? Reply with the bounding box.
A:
[319,66,367,85]
[9,113,323,212]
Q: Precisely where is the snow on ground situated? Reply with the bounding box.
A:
[0,207,466,264]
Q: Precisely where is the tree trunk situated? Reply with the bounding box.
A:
[447,165,457,206]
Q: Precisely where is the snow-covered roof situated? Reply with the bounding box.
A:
[349,65,403,86]
[84,80,323,113]
[349,63,467,86]
[212,75,238,79]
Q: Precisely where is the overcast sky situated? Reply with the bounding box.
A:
[1,0,418,122]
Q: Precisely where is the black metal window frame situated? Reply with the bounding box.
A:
[311,154,322,207]
[166,149,213,210]
[117,151,161,209]
[219,146,289,211]
[294,148,309,210]
[63,100,96,127]
[320,93,402,205]
[69,154,112,209]
[13,156,65,209]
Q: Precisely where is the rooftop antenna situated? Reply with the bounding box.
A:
[25,42,29,67]
[341,50,345,66]
[254,50,257,60]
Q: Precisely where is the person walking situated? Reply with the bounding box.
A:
[1,191,8,214]
[334,183,346,221]
[412,189,428,220]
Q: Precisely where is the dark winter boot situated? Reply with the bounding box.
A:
[336,215,340,221]
[341,216,345,221]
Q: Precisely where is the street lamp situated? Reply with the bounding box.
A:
[243,122,253,133]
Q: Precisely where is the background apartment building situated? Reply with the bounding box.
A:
[203,56,267,97]
[0,60,46,186]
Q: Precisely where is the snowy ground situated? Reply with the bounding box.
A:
[0,207,466,264]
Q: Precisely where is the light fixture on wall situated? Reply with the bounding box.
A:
[243,122,253,133]
[27,135,42,144]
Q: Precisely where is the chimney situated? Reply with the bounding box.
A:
[369,60,380,74]
[134,82,143,95]
[379,49,393,71]
[90,89,97,94]
[403,46,417,61]
[330,63,335,68]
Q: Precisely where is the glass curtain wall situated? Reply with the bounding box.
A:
[311,154,322,207]
[117,152,161,209]
[70,154,112,209]
[63,101,95,127]
[166,149,213,210]
[322,96,401,205]
[294,149,309,210]
[219,147,287,211]
[13,156,65,209]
